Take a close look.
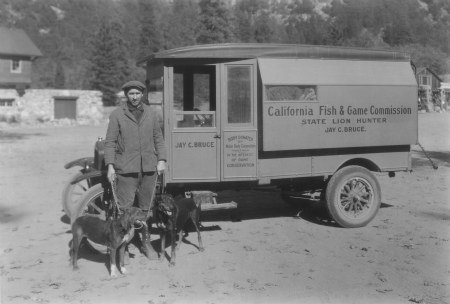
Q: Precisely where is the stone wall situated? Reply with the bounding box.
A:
[0,89,103,124]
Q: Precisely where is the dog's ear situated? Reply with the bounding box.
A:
[164,196,176,212]
[160,194,168,203]
[155,193,166,205]
[166,195,175,205]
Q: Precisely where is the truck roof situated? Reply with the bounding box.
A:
[139,43,411,65]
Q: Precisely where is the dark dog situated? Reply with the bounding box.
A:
[154,194,204,266]
[71,207,147,277]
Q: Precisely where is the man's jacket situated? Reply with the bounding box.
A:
[104,103,167,174]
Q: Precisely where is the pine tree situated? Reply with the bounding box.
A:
[197,0,234,44]
[233,0,272,43]
[162,0,198,49]
[324,0,365,45]
[234,9,253,43]
[254,11,275,43]
[54,61,65,89]
[284,0,328,45]
[137,0,161,61]
[88,20,130,106]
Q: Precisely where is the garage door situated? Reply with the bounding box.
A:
[54,96,77,119]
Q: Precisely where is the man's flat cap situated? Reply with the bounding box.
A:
[122,80,146,92]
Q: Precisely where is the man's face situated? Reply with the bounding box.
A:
[126,88,143,106]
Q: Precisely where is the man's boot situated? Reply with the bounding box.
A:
[140,222,157,260]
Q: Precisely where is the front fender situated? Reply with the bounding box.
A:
[70,170,104,185]
[64,157,95,170]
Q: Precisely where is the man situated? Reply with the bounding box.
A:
[104,80,167,259]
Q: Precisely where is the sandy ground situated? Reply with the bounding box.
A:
[0,112,449,304]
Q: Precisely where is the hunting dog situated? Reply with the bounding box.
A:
[71,207,147,277]
[154,194,204,266]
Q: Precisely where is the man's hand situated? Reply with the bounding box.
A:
[157,160,166,175]
[107,164,116,184]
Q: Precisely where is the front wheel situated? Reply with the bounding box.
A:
[72,183,108,253]
[72,184,107,223]
[325,166,381,228]
[62,172,95,218]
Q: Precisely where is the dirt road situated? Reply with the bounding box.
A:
[0,113,449,304]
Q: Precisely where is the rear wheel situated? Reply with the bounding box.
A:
[325,166,381,228]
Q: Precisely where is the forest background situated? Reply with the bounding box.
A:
[1,0,449,106]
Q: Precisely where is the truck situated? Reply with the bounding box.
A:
[65,43,418,228]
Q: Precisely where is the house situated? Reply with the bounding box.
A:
[0,28,104,123]
[0,27,42,96]
[416,67,442,90]
[416,67,443,111]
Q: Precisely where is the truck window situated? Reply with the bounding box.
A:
[264,85,318,102]
[173,66,216,128]
[227,66,251,124]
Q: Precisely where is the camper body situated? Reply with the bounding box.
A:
[140,44,417,227]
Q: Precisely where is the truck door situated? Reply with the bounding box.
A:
[166,62,257,183]
[221,62,258,181]
[168,66,220,182]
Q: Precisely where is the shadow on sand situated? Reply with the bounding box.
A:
[199,189,340,227]
[63,189,396,267]
[412,150,450,168]
[0,205,28,224]
[0,131,46,142]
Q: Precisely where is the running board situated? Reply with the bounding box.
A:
[188,191,238,211]
[201,201,238,211]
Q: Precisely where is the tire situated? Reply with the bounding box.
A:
[325,166,381,228]
[72,183,107,222]
[62,172,92,218]
[72,183,108,253]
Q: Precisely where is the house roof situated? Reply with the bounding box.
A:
[139,43,411,65]
[416,67,443,82]
[0,27,42,58]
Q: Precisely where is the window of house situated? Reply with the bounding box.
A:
[420,75,431,86]
[11,60,22,73]
[0,99,15,107]
[264,85,318,102]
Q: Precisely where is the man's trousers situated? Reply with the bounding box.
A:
[116,171,157,212]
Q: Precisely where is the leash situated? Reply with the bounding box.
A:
[146,173,164,220]
[110,174,123,218]
[417,142,438,170]
[109,174,145,231]
[109,172,163,222]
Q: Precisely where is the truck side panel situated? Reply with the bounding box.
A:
[311,151,411,175]
[262,85,417,151]
[259,59,418,152]
[258,150,410,180]
[258,157,311,179]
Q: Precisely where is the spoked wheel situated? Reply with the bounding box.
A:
[73,183,108,253]
[62,172,95,218]
[325,166,381,228]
